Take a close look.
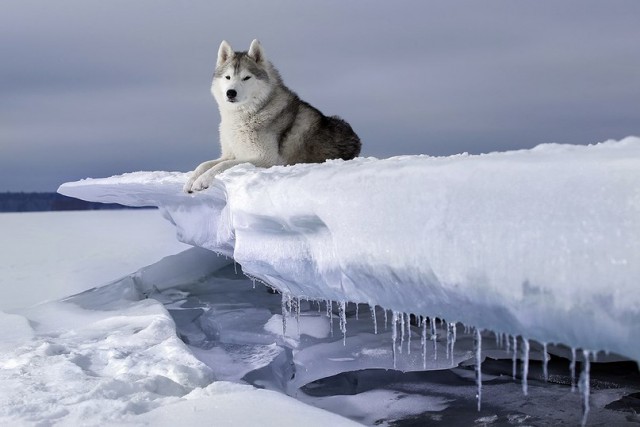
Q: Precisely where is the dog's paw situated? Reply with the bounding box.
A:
[190,173,215,192]
[183,176,196,193]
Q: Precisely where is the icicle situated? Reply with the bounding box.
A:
[399,311,405,354]
[391,311,398,369]
[317,300,321,313]
[281,294,289,337]
[326,300,334,338]
[338,301,347,345]
[234,261,238,274]
[355,303,359,320]
[295,296,301,335]
[404,313,411,354]
[570,347,577,392]
[505,333,511,353]
[522,338,530,396]
[384,309,388,331]
[252,278,256,289]
[431,317,437,360]
[445,322,450,360]
[286,294,292,315]
[287,295,293,312]
[422,317,427,369]
[370,305,378,334]
[450,322,457,367]
[512,335,518,380]
[579,350,591,427]
[406,313,411,355]
[475,328,482,411]
[542,342,549,382]
[495,331,500,347]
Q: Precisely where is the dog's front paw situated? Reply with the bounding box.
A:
[183,177,196,193]
[190,172,216,192]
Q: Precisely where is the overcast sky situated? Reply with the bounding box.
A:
[1,1,639,191]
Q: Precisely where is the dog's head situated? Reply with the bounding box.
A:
[212,39,274,111]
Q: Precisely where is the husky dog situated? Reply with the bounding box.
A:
[183,39,361,193]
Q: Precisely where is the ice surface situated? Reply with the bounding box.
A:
[0,210,190,311]
[299,389,450,426]
[59,137,640,363]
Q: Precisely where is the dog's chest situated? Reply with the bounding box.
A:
[220,119,277,158]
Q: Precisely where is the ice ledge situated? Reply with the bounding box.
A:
[59,137,640,362]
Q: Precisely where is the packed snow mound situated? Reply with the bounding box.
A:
[59,137,640,361]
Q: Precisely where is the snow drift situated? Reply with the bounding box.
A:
[58,137,640,363]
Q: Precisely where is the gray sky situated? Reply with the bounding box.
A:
[2,0,639,191]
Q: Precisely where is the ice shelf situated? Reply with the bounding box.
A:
[58,137,640,363]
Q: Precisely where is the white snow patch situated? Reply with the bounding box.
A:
[0,298,212,425]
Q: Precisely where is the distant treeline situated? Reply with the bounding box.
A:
[0,192,152,213]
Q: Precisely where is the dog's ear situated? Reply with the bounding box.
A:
[248,39,265,64]
[217,40,234,67]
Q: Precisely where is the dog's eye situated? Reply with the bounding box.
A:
[225,76,230,80]
[243,76,251,81]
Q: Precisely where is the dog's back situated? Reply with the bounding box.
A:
[274,95,361,165]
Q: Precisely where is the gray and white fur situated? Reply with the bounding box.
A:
[184,39,361,193]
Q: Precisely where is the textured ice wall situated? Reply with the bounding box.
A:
[58,137,640,362]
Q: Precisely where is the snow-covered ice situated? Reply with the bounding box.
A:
[59,137,640,362]
[2,137,637,425]
[0,210,190,311]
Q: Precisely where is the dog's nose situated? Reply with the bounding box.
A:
[226,89,237,99]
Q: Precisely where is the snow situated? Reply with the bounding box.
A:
[0,210,190,311]
[0,299,211,425]
[122,382,361,427]
[59,137,640,363]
